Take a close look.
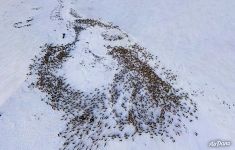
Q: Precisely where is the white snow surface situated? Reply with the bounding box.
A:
[0,0,235,150]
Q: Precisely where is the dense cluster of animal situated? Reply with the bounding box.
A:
[28,17,198,150]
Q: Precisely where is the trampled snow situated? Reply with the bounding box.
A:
[0,0,235,150]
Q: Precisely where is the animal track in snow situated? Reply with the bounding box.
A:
[13,17,33,28]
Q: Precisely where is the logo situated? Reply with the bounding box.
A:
[209,139,231,148]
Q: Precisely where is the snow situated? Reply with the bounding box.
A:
[0,83,64,150]
[61,27,118,91]
[61,25,133,91]
[0,0,235,149]
[73,1,235,149]
[0,0,72,105]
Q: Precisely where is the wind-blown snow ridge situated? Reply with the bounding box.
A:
[28,14,198,150]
